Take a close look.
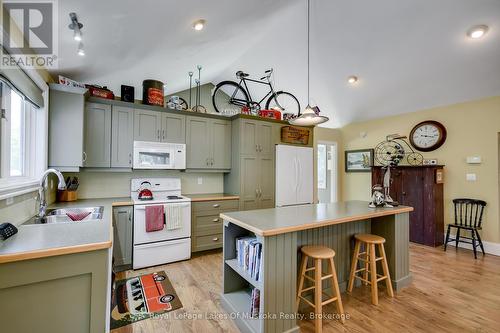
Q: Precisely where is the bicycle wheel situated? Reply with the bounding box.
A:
[212,81,249,113]
[266,91,300,116]
[178,97,188,110]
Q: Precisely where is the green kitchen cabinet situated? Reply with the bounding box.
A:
[162,113,186,143]
[112,206,133,269]
[134,109,162,142]
[186,116,231,170]
[111,106,134,168]
[240,156,260,210]
[240,119,273,156]
[84,102,112,168]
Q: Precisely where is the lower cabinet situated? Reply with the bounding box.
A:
[191,199,238,252]
[112,206,133,269]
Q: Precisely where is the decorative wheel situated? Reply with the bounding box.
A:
[407,152,424,166]
[159,294,174,304]
[374,141,405,166]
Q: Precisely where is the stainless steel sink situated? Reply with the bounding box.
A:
[24,206,104,225]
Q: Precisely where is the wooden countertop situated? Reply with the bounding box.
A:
[0,197,132,264]
[220,201,413,236]
[185,193,239,202]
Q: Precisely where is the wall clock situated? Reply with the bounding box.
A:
[409,120,447,152]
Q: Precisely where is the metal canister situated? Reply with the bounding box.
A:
[142,79,164,106]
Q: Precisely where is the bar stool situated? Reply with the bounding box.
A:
[296,245,345,333]
[347,234,394,305]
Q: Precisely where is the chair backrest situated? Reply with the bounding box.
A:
[453,198,487,228]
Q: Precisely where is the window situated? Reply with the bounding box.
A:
[0,79,41,192]
[317,144,327,189]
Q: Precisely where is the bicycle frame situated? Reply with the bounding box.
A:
[229,76,279,108]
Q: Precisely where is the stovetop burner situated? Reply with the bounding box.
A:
[167,195,183,200]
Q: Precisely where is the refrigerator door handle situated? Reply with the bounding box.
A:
[297,157,301,191]
[294,157,299,192]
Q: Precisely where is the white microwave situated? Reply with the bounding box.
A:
[133,141,186,170]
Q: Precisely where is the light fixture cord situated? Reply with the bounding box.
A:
[307,0,310,106]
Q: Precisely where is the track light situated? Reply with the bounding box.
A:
[69,12,83,41]
[77,42,85,56]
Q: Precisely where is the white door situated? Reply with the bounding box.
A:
[276,145,299,207]
[296,147,314,205]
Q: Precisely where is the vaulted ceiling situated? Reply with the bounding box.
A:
[52,0,500,127]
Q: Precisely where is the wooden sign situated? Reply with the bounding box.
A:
[280,126,310,145]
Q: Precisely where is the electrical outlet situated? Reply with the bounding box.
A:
[6,197,14,205]
[197,177,203,185]
[466,173,476,181]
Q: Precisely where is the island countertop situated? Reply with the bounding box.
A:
[220,200,413,236]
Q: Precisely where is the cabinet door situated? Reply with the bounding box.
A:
[241,120,258,155]
[84,103,111,167]
[113,206,133,266]
[258,122,274,156]
[296,147,314,205]
[211,119,231,169]
[240,156,259,210]
[186,116,210,168]
[401,168,424,244]
[134,109,161,142]
[162,113,185,143]
[258,155,275,209]
[111,106,134,168]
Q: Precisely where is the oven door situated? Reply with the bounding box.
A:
[133,203,191,245]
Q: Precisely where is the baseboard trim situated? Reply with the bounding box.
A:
[445,233,500,256]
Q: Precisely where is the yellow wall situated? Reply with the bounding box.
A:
[339,96,500,243]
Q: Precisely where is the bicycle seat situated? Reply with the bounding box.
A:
[236,71,249,78]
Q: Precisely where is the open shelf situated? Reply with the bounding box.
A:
[225,259,263,289]
[221,289,262,333]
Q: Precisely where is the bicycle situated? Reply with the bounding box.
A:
[212,69,300,115]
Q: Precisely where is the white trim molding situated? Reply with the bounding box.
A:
[446,233,500,257]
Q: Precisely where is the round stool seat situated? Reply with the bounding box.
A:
[301,245,335,259]
[355,234,385,244]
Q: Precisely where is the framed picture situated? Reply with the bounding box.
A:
[345,149,374,172]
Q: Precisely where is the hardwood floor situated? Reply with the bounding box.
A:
[112,244,500,333]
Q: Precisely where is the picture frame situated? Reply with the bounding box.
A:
[345,149,374,172]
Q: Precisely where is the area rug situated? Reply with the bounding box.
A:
[110,271,182,329]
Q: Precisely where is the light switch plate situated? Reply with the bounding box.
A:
[466,173,476,181]
[466,156,481,164]
[197,177,203,185]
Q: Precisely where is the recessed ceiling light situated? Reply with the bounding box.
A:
[347,76,358,84]
[467,25,488,39]
[192,19,206,31]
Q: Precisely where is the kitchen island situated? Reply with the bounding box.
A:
[220,201,413,333]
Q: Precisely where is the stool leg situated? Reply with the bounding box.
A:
[369,243,378,305]
[363,243,369,285]
[314,258,322,333]
[329,258,345,324]
[296,255,308,312]
[379,243,394,298]
[347,240,361,292]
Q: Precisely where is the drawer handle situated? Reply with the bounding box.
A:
[212,204,220,208]
[212,218,219,222]
[212,237,219,241]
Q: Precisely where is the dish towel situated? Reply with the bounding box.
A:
[164,204,187,230]
[145,205,164,232]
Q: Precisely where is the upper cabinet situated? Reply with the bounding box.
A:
[84,103,112,168]
[162,113,185,143]
[134,110,185,143]
[240,119,273,157]
[186,116,231,170]
[111,106,134,168]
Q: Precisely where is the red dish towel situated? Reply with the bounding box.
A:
[145,205,164,232]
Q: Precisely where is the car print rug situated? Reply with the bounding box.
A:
[110,271,182,329]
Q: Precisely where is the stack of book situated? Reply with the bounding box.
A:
[250,288,260,318]
[236,236,263,282]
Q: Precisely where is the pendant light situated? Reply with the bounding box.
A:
[289,0,329,126]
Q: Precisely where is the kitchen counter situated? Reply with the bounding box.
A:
[220,200,413,236]
[0,197,131,264]
[185,193,239,202]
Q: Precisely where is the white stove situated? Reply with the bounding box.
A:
[131,178,191,269]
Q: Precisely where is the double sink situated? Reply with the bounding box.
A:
[25,206,104,225]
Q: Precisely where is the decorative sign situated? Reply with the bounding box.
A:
[435,168,444,184]
[280,126,310,145]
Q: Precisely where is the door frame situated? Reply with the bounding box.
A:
[317,140,338,203]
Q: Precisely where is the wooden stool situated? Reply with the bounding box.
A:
[347,234,394,305]
[296,246,345,333]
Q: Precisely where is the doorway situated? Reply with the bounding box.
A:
[317,142,337,203]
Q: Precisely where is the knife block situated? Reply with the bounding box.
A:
[57,190,78,202]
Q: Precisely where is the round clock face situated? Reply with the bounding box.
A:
[409,121,447,152]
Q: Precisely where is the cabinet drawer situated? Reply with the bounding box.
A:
[192,200,239,213]
[194,214,223,229]
[193,233,223,252]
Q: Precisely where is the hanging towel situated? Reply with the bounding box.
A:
[145,205,164,232]
[164,204,186,230]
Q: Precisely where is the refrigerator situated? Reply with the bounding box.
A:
[275,145,314,207]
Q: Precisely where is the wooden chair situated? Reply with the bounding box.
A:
[444,198,487,259]
[347,234,394,305]
[296,245,345,333]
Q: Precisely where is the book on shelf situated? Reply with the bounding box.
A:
[235,236,263,282]
[250,288,260,318]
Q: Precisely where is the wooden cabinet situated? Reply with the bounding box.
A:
[134,110,186,143]
[186,116,231,170]
[84,103,112,167]
[191,199,239,252]
[112,206,133,269]
[372,166,444,246]
[111,106,134,168]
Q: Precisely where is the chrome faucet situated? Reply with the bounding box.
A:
[38,168,66,218]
